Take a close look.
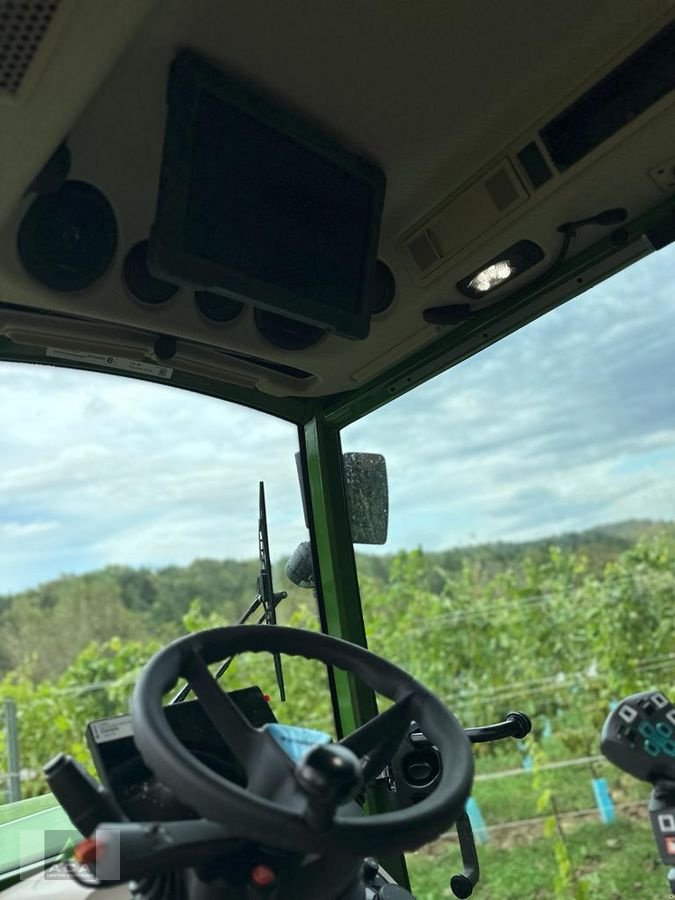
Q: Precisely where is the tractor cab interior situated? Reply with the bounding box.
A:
[0,1,674,897]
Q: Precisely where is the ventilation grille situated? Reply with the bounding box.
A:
[221,348,313,379]
[402,159,529,280]
[0,0,61,97]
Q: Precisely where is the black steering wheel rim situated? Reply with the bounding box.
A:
[131,625,473,856]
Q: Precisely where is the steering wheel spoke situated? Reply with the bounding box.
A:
[339,693,416,781]
[181,650,261,771]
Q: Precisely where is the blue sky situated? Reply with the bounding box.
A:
[1,243,674,594]
[344,243,675,552]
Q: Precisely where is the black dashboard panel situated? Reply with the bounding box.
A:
[86,687,276,820]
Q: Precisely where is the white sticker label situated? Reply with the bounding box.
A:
[619,704,637,724]
[89,715,134,743]
[658,813,675,833]
[46,349,173,379]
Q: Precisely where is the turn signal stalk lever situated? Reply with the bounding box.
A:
[450,811,480,898]
[465,711,531,744]
[447,712,531,897]
[44,753,123,837]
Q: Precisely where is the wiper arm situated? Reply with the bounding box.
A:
[171,482,287,705]
[257,481,287,701]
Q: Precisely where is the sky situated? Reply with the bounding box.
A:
[344,242,675,552]
[1,243,674,594]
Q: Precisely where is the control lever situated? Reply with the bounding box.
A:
[295,743,364,831]
[446,711,531,897]
[601,690,675,894]
[449,811,479,898]
[44,753,123,837]
[465,711,531,744]
[361,858,417,898]
[83,819,241,882]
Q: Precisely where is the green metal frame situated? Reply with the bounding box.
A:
[300,417,378,735]
[299,415,410,885]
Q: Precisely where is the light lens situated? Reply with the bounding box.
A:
[456,240,545,299]
[468,260,513,293]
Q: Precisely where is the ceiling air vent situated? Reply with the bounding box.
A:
[402,159,529,281]
[407,231,441,273]
[0,0,63,99]
[540,20,675,172]
[221,348,313,380]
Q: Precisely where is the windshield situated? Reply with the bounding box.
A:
[343,244,675,898]
[0,371,330,873]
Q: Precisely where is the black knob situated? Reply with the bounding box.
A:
[505,711,532,739]
[297,744,362,798]
[296,744,363,831]
[450,873,474,898]
[154,336,177,360]
[43,753,121,837]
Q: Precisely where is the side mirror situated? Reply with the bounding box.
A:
[295,451,389,545]
[342,452,388,545]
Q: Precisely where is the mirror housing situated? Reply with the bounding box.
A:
[296,451,389,545]
[342,452,388,544]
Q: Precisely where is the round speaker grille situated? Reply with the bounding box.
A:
[368,260,396,315]
[0,1,62,96]
[195,291,243,323]
[123,241,178,305]
[254,309,324,350]
[17,180,118,292]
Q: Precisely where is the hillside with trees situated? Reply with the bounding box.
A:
[1,518,671,682]
[0,518,673,788]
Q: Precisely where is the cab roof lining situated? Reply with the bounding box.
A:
[0,0,673,407]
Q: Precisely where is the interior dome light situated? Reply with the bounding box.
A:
[457,240,545,299]
[468,260,514,293]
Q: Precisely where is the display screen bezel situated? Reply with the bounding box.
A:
[149,50,386,340]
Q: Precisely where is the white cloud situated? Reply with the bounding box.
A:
[345,243,675,551]
[0,520,58,538]
[0,367,306,593]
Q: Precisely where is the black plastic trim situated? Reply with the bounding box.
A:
[541,21,675,171]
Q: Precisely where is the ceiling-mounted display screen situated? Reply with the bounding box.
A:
[149,51,385,340]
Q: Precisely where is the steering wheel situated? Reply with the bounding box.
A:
[130,625,473,858]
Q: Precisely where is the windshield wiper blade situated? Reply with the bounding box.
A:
[171,482,287,705]
[257,481,287,701]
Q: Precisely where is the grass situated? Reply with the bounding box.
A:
[471,761,649,825]
[407,818,667,899]
[404,747,657,898]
